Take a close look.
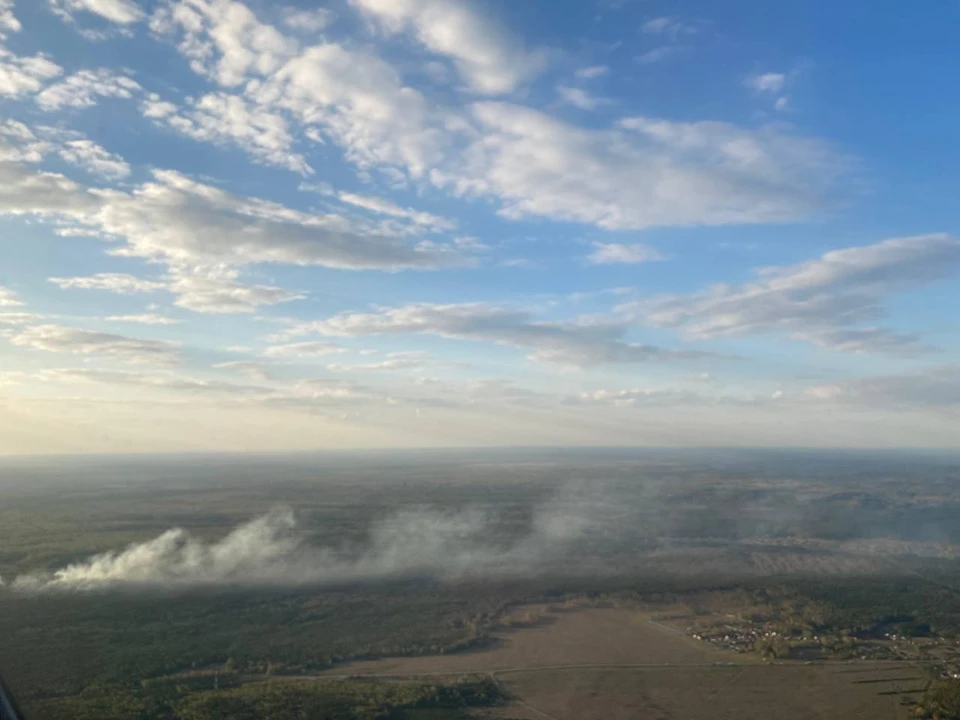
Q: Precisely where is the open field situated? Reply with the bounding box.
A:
[318,606,921,720]
[493,663,918,720]
[319,608,738,676]
[2,450,960,718]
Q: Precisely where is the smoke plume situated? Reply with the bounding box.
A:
[12,497,601,592]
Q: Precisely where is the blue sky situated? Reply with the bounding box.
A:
[0,0,958,454]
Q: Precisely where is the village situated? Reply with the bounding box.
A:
[679,614,960,680]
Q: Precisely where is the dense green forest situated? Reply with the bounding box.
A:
[25,677,503,720]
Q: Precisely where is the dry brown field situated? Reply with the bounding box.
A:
[319,606,923,720]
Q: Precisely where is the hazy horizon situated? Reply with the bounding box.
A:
[1,0,959,454]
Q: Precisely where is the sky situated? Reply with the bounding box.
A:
[0,0,958,454]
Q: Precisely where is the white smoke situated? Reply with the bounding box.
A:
[11,497,603,593]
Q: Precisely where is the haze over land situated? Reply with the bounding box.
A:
[6,449,960,592]
[1,0,959,713]
[3,450,960,719]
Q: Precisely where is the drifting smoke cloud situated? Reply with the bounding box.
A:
[12,472,957,593]
[13,491,611,593]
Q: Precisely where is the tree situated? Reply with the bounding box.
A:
[924,680,960,719]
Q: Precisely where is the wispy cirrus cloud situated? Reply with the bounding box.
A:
[641,16,701,39]
[50,268,304,314]
[0,161,469,271]
[588,242,667,265]
[746,72,786,94]
[263,341,347,358]
[105,313,179,325]
[49,0,145,25]
[334,191,454,231]
[0,285,23,306]
[626,234,960,354]
[805,366,960,410]
[212,360,274,381]
[327,351,433,372]
[574,65,608,80]
[8,324,181,365]
[50,273,166,294]
[556,85,612,111]
[286,302,710,367]
[0,312,38,325]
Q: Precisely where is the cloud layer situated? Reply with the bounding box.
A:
[289,302,709,367]
[628,234,960,353]
[9,325,181,364]
[0,160,466,271]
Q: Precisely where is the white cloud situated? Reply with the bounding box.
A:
[0,48,63,98]
[349,0,546,94]
[8,324,180,364]
[50,273,167,294]
[85,170,461,267]
[140,93,178,118]
[575,65,608,79]
[0,161,466,270]
[27,367,385,414]
[327,351,431,372]
[0,161,101,216]
[150,0,298,87]
[630,234,960,353]
[746,72,786,94]
[437,103,844,230]
[166,267,304,314]
[50,0,145,24]
[0,123,129,178]
[149,0,839,239]
[641,16,699,38]
[50,268,304,314]
[289,302,709,367]
[106,313,179,325]
[336,191,454,231]
[35,68,141,111]
[806,366,960,410]
[41,367,273,396]
[57,139,131,179]
[0,312,37,325]
[0,0,21,37]
[0,121,53,163]
[453,235,489,252]
[556,85,611,111]
[212,360,273,380]
[635,46,686,65]
[144,91,312,175]
[588,242,667,264]
[249,42,446,179]
[281,6,334,33]
[0,285,23,306]
[263,341,346,358]
[793,327,933,357]
[566,387,700,407]
[747,73,790,111]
